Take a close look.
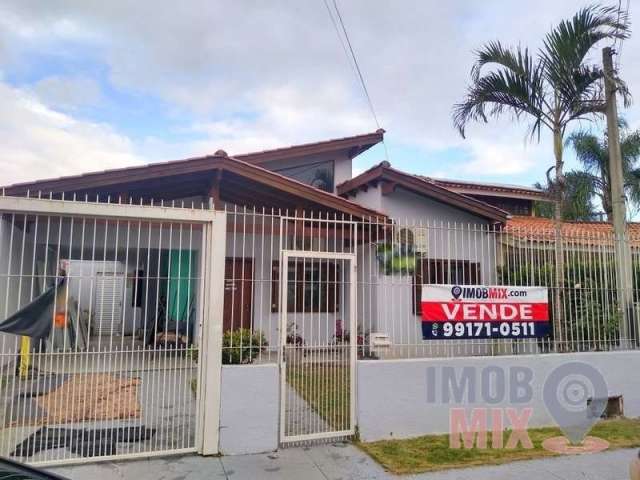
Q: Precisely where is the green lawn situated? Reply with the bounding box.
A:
[358,418,640,475]
[286,361,350,431]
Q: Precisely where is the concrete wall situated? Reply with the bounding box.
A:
[219,364,279,454]
[381,189,497,285]
[357,351,640,442]
[350,184,383,212]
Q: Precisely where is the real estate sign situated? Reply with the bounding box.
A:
[421,284,549,340]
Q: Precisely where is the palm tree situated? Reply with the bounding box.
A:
[452,4,630,346]
[566,120,640,220]
[533,171,600,221]
[453,5,629,218]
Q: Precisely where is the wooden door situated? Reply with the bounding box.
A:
[223,258,253,333]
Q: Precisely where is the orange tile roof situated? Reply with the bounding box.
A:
[506,216,640,244]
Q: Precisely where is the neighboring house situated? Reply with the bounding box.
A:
[428,178,548,216]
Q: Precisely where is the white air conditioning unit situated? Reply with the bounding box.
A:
[393,226,428,254]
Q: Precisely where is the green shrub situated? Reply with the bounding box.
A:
[376,243,417,275]
[222,328,267,364]
[497,254,625,348]
[190,378,198,396]
[185,345,198,363]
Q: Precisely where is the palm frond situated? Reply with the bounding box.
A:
[563,170,599,220]
[620,127,640,164]
[541,4,630,114]
[621,130,640,206]
[453,43,546,138]
[472,41,534,81]
[566,130,607,173]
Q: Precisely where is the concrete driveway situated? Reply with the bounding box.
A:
[48,443,637,480]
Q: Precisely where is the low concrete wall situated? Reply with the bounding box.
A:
[357,351,640,442]
[219,364,279,455]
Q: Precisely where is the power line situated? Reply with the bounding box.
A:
[322,0,389,161]
[613,0,630,70]
[330,0,381,130]
[617,0,631,65]
[614,0,623,50]
[322,0,358,79]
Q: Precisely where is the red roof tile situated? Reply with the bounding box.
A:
[506,216,640,245]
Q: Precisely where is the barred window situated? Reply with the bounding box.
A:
[412,259,480,315]
[271,259,340,313]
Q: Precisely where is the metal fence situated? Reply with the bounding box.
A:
[0,195,215,465]
[219,208,640,362]
[2,194,640,460]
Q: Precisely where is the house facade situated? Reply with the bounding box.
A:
[2,130,529,354]
[3,129,640,463]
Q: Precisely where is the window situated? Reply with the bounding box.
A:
[413,259,480,315]
[273,160,335,192]
[271,259,340,313]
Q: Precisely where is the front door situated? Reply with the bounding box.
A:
[223,258,253,332]
[279,250,357,444]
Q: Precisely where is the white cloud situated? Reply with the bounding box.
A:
[0,81,141,186]
[0,0,638,185]
[185,83,372,156]
[461,138,543,176]
[31,75,103,110]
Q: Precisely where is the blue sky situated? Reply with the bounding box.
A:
[1,1,638,194]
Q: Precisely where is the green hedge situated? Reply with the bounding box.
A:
[222,328,267,364]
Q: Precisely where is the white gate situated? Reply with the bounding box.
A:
[0,195,224,465]
[279,249,357,444]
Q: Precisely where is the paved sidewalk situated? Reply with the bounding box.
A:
[48,443,636,480]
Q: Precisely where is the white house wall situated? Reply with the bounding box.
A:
[349,186,525,357]
[349,184,383,212]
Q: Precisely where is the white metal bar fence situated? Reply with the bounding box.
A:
[0,194,217,465]
[218,208,640,366]
[3,197,640,455]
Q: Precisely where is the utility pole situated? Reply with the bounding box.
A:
[603,46,633,347]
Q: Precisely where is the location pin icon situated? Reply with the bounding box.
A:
[543,362,608,445]
[451,285,462,300]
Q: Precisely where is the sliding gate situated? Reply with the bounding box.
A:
[279,249,357,444]
[0,195,223,465]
